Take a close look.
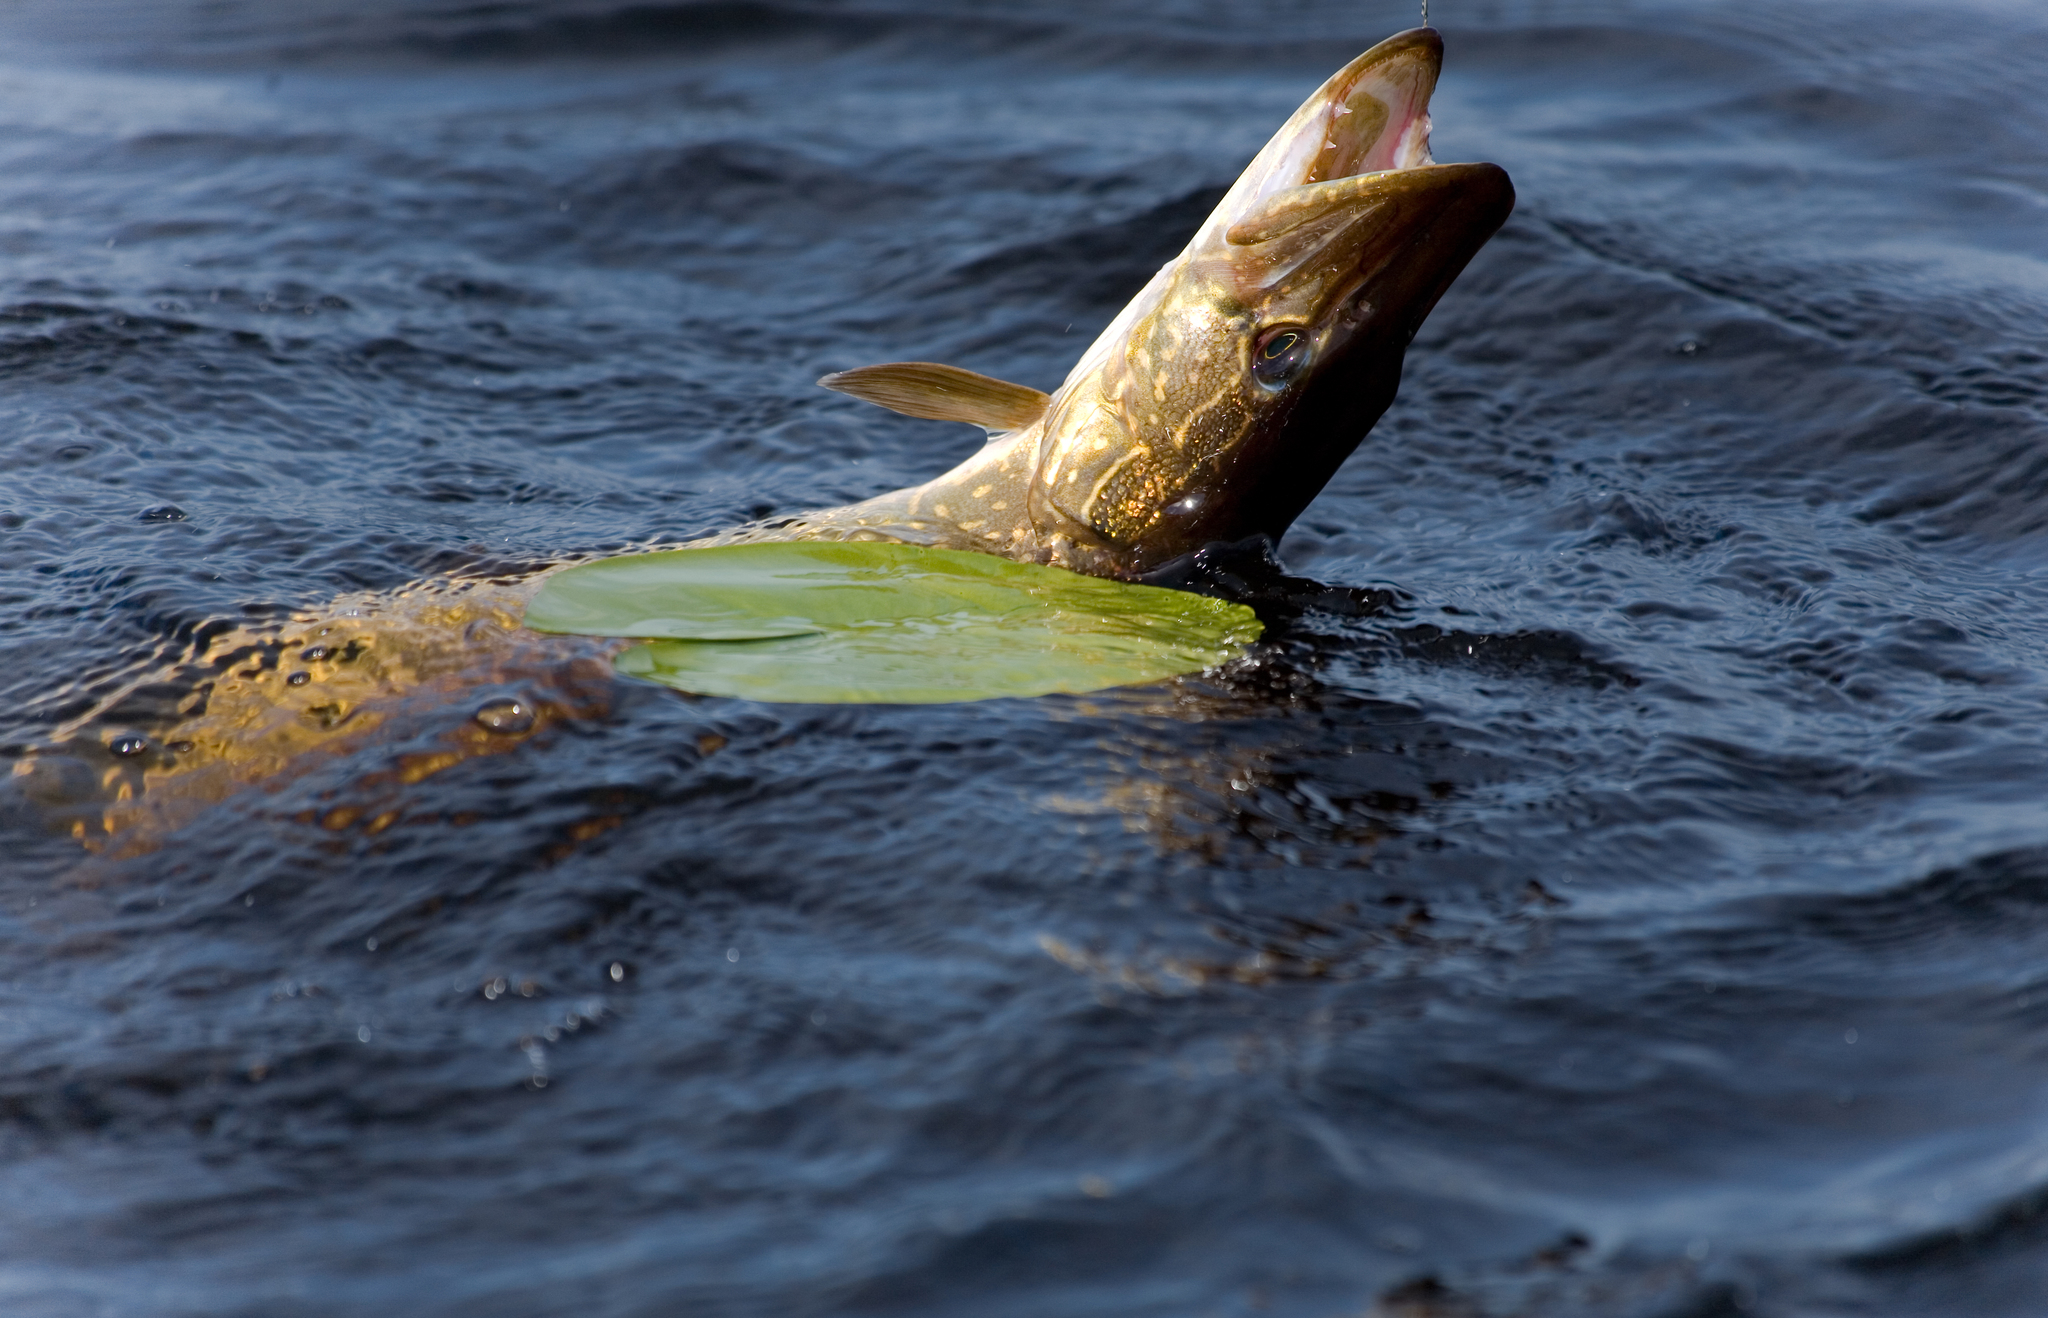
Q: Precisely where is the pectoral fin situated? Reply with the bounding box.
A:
[818,362,1050,433]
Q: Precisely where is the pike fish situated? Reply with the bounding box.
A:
[15,27,1511,848]
[780,26,1510,578]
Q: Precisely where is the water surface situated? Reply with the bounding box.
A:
[4,2,2048,1313]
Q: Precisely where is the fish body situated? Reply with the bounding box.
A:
[14,28,1512,849]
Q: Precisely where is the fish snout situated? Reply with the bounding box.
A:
[1340,161,1515,338]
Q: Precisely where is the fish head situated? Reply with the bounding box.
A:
[1029,28,1514,576]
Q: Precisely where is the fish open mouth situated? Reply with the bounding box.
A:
[1201,27,1445,245]
[1197,26,1506,322]
[1297,27,1440,180]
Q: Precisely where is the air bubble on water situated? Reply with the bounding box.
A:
[357,1025,372,1043]
[609,961,626,982]
[286,671,310,686]
[474,698,535,735]
[365,937,378,951]
[727,947,740,962]
[302,645,329,661]
[109,735,149,757]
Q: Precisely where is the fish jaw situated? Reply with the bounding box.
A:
[1199,27,1442,249]
[1026,31,1513,577]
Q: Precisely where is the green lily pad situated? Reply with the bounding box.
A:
[523,541,1262,704]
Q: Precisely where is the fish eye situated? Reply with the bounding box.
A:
[1251,326,1312,389]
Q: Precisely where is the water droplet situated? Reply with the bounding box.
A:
[811,1010,827,1027]
[608,961,626,982]
[109,735,149,757]
[1844,1027,1858,1044]
[474,698,535,735]
[365,937,378,951]
[286,670,310,687]
[726,947,739,963]
[138,505,187,523]
[357,1025,372,1043]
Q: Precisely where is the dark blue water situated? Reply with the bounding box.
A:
[4,2,2048,1313]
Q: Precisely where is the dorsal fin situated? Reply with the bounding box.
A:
[818,362,1049,433]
